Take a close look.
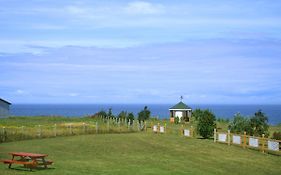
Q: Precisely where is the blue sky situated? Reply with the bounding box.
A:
[0,0,281,104]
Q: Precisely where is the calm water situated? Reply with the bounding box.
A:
[10,104,281,125]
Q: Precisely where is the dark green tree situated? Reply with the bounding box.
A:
[127,112,135,125]
[197,110,216,139]
[137,106,151,122]
[249,110,269,136]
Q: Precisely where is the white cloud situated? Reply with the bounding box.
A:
[15,89,29,95]
[69,93,79,97]
[124,1,165,15]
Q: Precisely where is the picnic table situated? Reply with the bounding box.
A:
[1,152,53,171]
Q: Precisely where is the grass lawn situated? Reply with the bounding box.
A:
[0,133,280,175]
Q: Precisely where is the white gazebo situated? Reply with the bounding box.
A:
[169,97,192,123]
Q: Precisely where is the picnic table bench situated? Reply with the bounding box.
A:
[1,152,53,171]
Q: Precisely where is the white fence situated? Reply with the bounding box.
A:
[214,129,280,155]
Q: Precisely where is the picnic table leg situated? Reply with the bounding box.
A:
[42,158,47,168]
[8,155,15,168]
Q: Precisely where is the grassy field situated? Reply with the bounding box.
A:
[0,133,280,175]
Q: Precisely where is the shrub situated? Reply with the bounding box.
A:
[229,113,251,134]
[229,110,269,137]
[197,110,216,139]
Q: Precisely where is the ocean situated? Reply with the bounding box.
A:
[10,104,281,125]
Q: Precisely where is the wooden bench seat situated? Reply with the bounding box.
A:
[1,159,35,165]
[37,160,53,165]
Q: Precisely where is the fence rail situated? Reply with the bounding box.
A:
[214,129,281,155]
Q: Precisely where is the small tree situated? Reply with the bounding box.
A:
[127,112,134,125]
[138,106,151,122]
[249,110,269,136]
[229,113,251,134]
[197,110,216,139]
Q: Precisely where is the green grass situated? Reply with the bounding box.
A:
[0,133,280,175]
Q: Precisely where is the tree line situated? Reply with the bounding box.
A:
[92,106,151,124]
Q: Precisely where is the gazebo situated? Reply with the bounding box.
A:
[169,98,192,123]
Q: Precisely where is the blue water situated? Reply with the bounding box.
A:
[10,104,281,125]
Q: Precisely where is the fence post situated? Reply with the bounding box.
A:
[191,126,193,138]
[118,119,121,133]
[144,121,147,132]
[261,134,265,153]
[164,123,167,134]
[214,129,216,142]
[228,130,231,146]
[54,124,57,137]
[96,122,98,134]
[243,131,247,149]
[158,123,160,134]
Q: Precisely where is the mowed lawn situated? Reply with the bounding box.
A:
[0,133,280,175]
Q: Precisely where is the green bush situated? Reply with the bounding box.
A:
[229,110,269,137]
[197,110,216,139]
[229,113,251,134]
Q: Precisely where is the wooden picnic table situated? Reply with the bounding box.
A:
[1,152,53,171]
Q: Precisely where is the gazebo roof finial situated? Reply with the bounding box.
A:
[180,95,183,102]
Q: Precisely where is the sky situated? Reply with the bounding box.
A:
[0,0,281,104]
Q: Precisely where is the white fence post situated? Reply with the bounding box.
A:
[228,130,231,145]
[214,129,217,142]
[96,122,98,134]
[54,124,57,137]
